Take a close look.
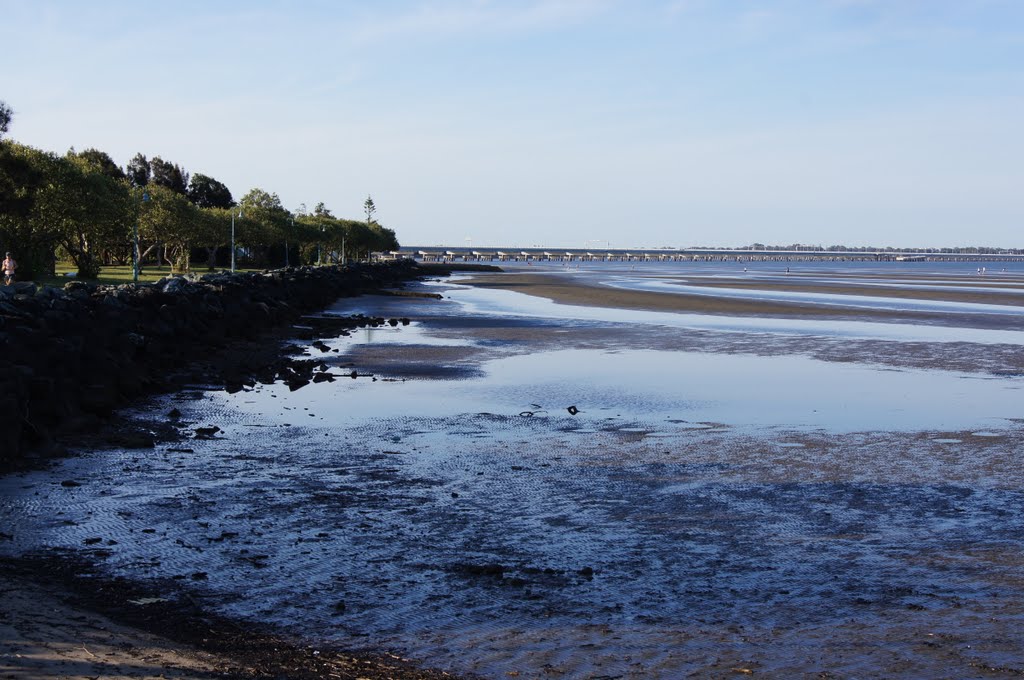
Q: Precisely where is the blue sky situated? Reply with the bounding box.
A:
[2,0,1022,248]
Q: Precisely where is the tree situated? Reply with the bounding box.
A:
[138,184,201,273]
[126,153,150,187]
[150,156,189,195]
[369,222,399,253]
[239,188,288,267]
[56,153,133,278]
[313,201,334,219]
[187,173,234,208]
[364,195,376,225]
[195,206,231,270]
[73,148,126,181]
[0,141,56,278]
[0,101,12,138]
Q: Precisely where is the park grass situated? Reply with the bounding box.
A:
[38,264,262,287]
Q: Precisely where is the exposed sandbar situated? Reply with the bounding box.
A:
[457,271,1024,328]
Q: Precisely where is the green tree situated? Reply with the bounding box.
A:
[126,153,151,187]
[239,188,288,267]
[56,152,133,278]
[364,194,376,225]
[150,156,189,195]
[195,206,231,270]
[0,101,12,138]
[369,222,399,253]
[73,148,126,181]
[0,141,56,278]
[187,173,234,208]
[139,184,201,273]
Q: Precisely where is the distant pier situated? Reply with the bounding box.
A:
[391,247,1024,264]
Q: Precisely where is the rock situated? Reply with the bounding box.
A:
[104,431,156,449]
[11,282,37,296]
[1,261,433,468]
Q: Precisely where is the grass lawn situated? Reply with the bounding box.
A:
[39,264,262,287]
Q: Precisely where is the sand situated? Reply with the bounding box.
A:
[457,269,1024,328]
[0,566,227,680]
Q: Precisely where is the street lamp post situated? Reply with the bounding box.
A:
[231,209,243,272]
[133,191,150,283]
[317,217,323,266]
[285,217,292,268]
[284,219,292,270]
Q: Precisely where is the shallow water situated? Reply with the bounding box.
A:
[237,345,1021,432]
[3,266,1024,678]
[607,277,1024,315]
[441,278,1024,345]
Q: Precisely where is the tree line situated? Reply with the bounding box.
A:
[0,101,399,280]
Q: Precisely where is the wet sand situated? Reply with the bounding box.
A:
[3,265,1024,679]
[0,557,461,680]
[457,269,1024,329]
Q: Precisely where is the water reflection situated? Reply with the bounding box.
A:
[231,347,1021,433]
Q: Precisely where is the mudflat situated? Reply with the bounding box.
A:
[3,262,1023,679]
[458,268,1024,328]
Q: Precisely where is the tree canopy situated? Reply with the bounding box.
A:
[150,156,189,195]
[0,103,402,278]
[0,101,12,138]
[187,173,234,209]
[126,153,150,187]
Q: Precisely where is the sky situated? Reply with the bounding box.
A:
[2,0,1022,249]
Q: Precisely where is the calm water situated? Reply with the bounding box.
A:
[2,261,1024,678]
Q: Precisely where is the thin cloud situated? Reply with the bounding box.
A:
[349,0,612,44]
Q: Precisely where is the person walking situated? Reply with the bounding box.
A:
[2,252,16,285]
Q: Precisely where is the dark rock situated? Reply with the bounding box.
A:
[105,431,156,449]
[1,261,437,470]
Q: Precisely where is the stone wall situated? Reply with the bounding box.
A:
[0,262,427,468]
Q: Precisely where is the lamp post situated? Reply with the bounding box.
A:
[285,217,292,268]
[231,209,243,272]
[133,191,150,283]
[317,216,323,266]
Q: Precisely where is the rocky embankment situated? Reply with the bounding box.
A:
[0,261,433,469]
